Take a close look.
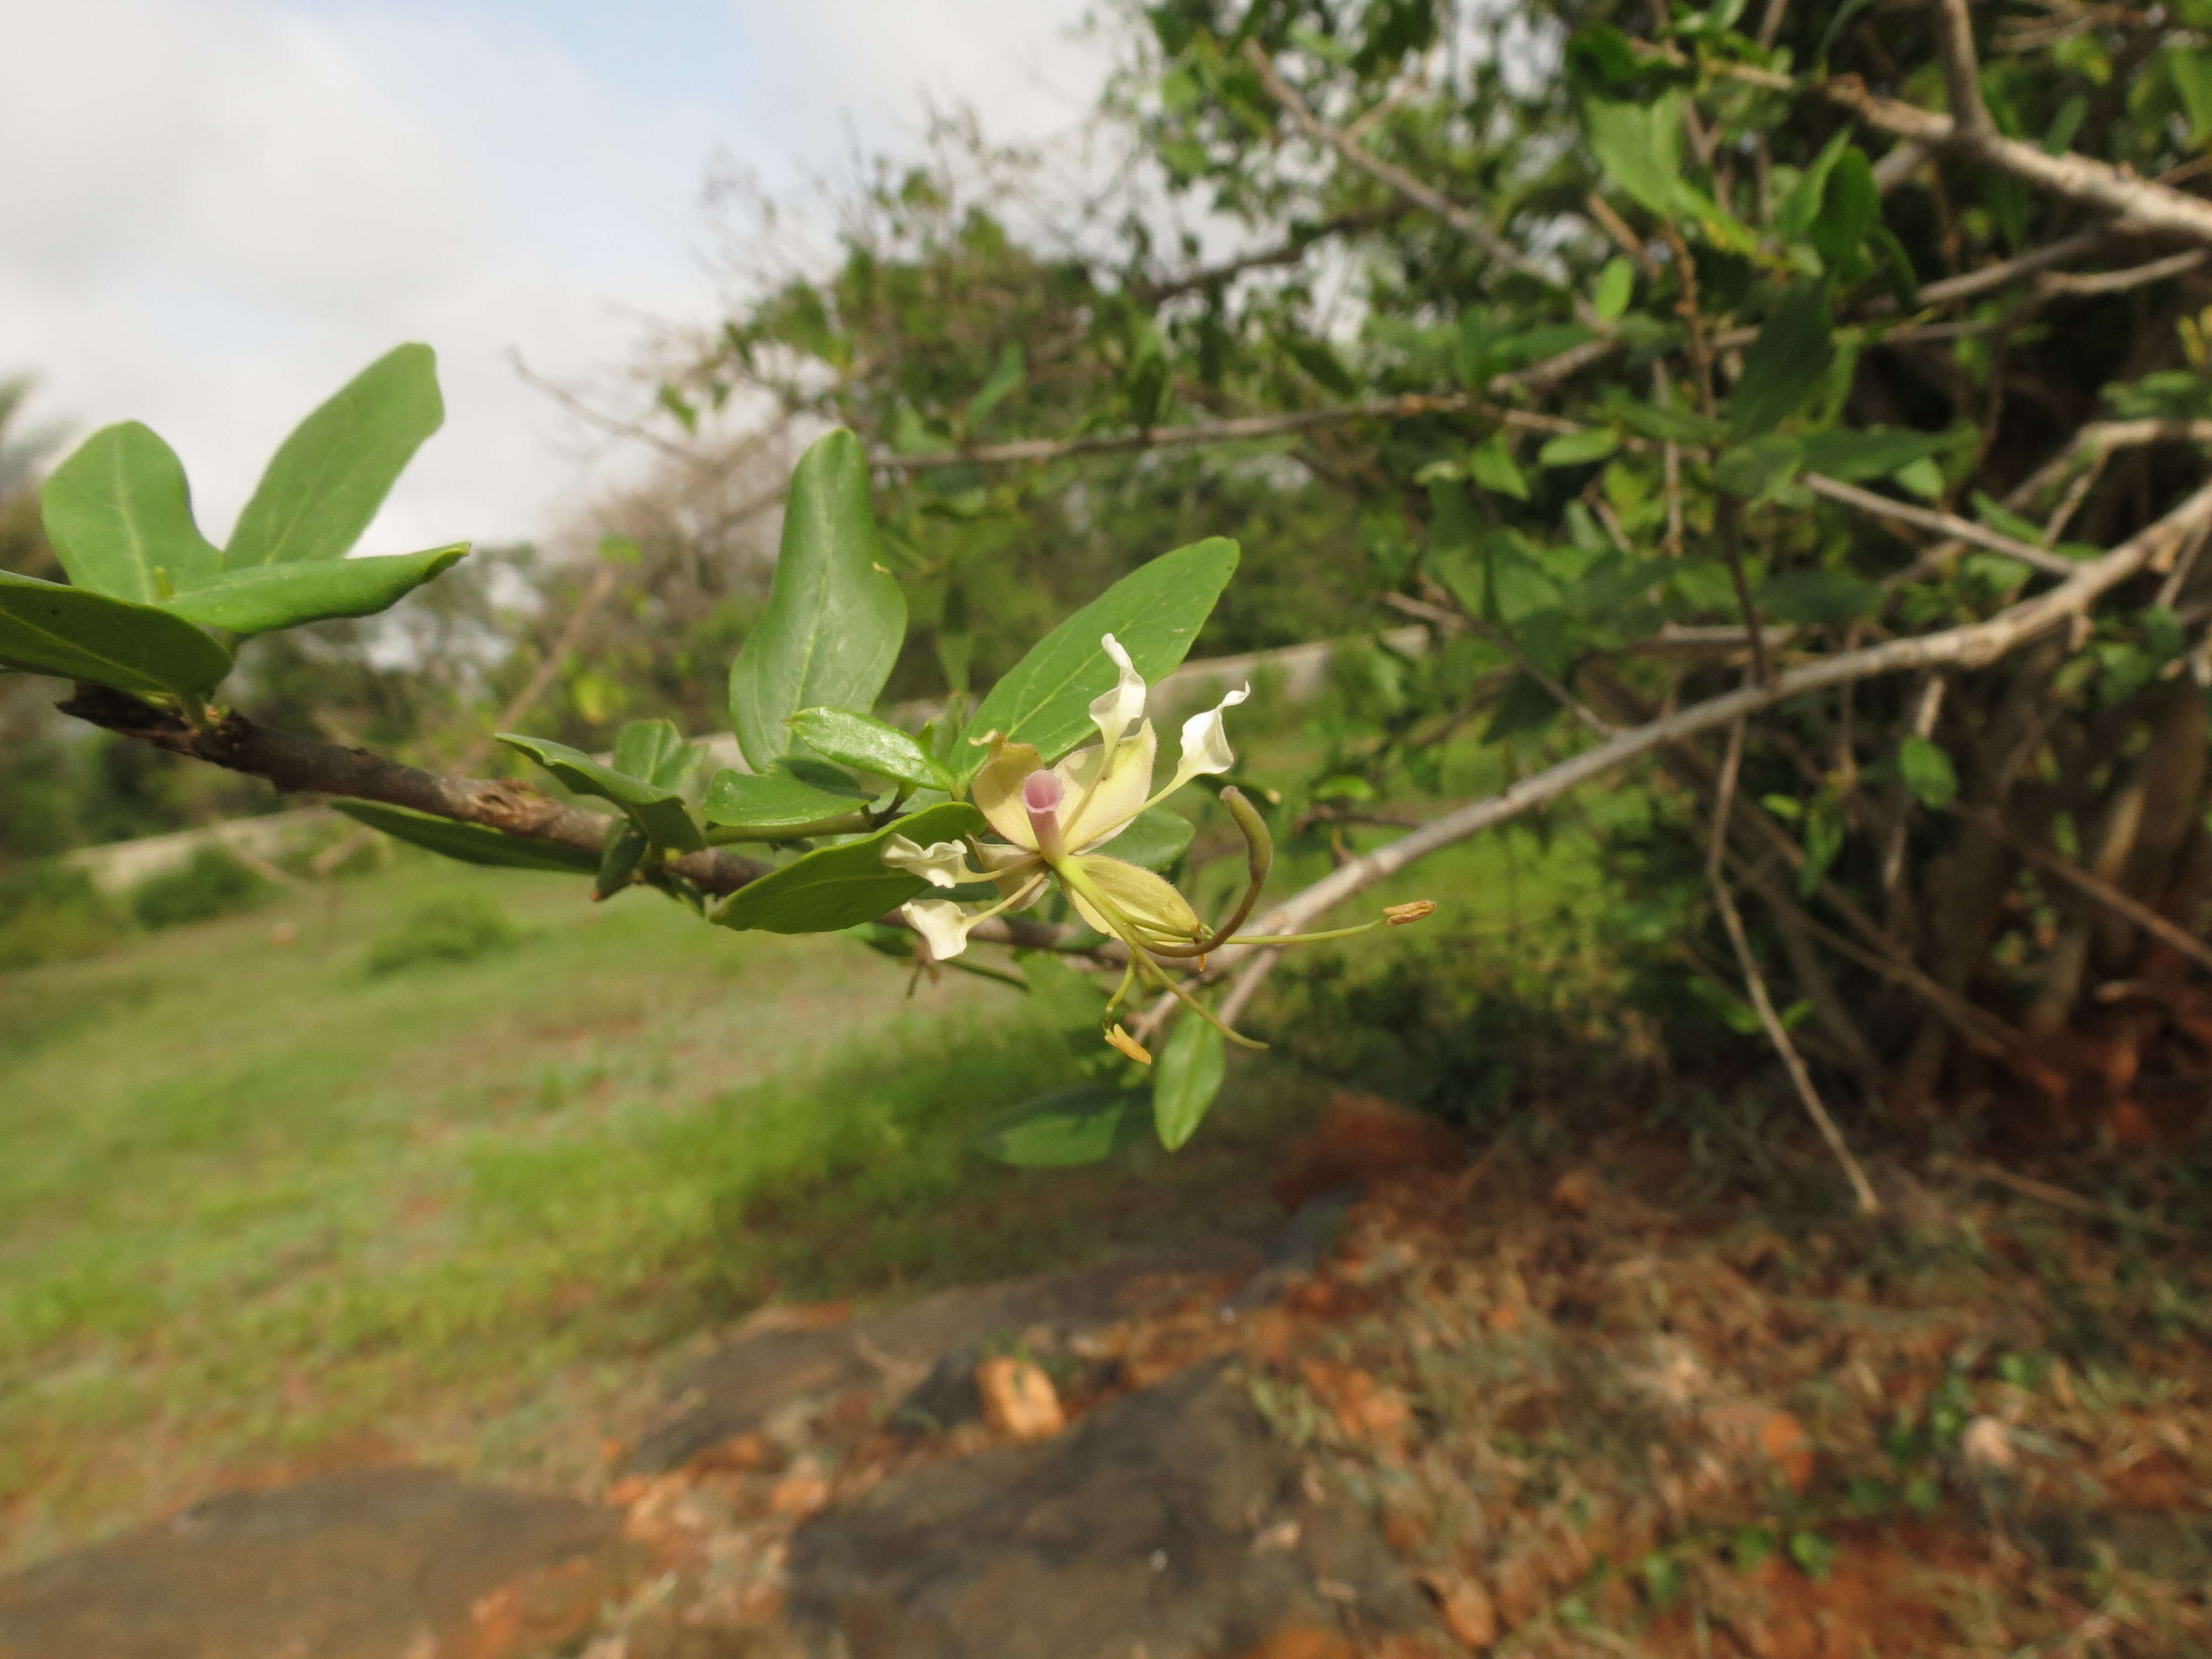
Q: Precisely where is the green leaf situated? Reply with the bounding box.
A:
[1099,802,1194,871]
[496,732,705,851]
[1714,434,1805,499]
[974,1084,1150,1167]
[225,343,444,566]
[1808,149,1879,275]
[1759,567,1879,625]
[1800,797,1847,895]
[1483,672,1562,743]
[1798,425,1957,482]
[965,341,1026,425]
[2168,45,2212,141]
[1021,953,1113,1052]
[1893,457,1945,500]
[714,801,984,934]
[1729,283,1835,439]
[41,422,224,601]
[1898,735,1959,809]
[1593,256,1634,323]
[1538,427,1619,468]
[611,718,700,790]
[1776,129,1853,243]
[789,706,952,790]
[330,799,599,873]
[1582,90,1688,218]
[596,823,649,899]
[962,536,1239,778]
[1466,433,1530,500]
[729,429,908,772]
[0,567,232,696]
[159,544,468,635]
[1153,1013,1227,1151]
[700,770,873,836]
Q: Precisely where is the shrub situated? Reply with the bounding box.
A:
[365,894,521,977]
[128,847,274,931]
[0,860,125,971]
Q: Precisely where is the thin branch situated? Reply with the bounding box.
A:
[1823,74,2212,247]
[50,685,1098,960]
[1933,0,1992,138]
[1131,207,1409,303]
[1241,38,1605,330]
[1708,716,1881,1214]
[1207,476,2212,1003]
[1984,810,2212,979]
[2038,247,2208,297]
[1803,472,2084,578]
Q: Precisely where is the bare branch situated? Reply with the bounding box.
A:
[1802,472,2084,578]
[1209,476,2212,1006]
[1240,38,1605,330]
[2038,248,2208,297]
[1985,809,2212,979]
[1709,716,1881,1214]
[1823,75,2212,247]
[1932,0,1992,139]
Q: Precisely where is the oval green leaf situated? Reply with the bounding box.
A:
[1152,1013,1227,1151]
[225,343,444,567]
[729,429,908,772]
[611,718,700,790]
[1095,802,1194,872]
[975,1083,1151,1167]
[330,799,599,873]
[41,422,223,601]
[713,800,983,934]
[495,732,705,852]
[161,544,468,635]
[962,536,1239,780]
[701,769,873,836]
[788,706,951,790]
[0,568,232,696]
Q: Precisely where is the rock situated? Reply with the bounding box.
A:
[784,1358,1436,1659]
[0,1467,633,1659]
[625,1241,1271,1475]
[975,1358,1065,1441]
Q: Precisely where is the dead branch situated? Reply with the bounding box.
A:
[1803,473,2084,578]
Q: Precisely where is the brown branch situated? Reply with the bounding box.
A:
[2038,248,2208,297]
[1133,208,1410,302]
[1823,75,2212,247]
[1803,473,2084,578]
[1240,38,1605,330]
[1983,809,2212,979]
[1933,0,1992,139]
[50,684,1097,959]
[1207,475,2212,1005]
[1708,716,1881,1213]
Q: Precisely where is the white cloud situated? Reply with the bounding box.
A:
[0,0,1105,558]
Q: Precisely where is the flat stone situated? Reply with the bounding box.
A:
[624,1239,1269,1475]
[782,1358,1435,1659]
[0,1467,630,1659]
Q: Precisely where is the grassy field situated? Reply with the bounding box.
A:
[0,847,1346,1566]
[0,698,1642,1569]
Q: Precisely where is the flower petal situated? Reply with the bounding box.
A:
[1168,684,1250,791]
[1059,722,1157,852]
[903,899,974,961]
[1088,633,1149,752]
[882,835,985,889]
[972,739,1046,851]
[1064,853,1201,943]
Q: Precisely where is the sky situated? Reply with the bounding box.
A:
[0,0,1110,556]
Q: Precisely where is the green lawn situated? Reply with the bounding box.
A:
[0,851,1342,1567]
[0,703,1641,1568]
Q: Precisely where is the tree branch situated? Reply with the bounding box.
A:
[1206,475,2212,1009]
[1932,0,1992,139]
[1240,38,1605,331]
[1824,75,2212,247]
[1802,472,2085,578]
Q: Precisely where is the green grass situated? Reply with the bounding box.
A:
[0,850,1331,1568]
[0,693,1641,1568]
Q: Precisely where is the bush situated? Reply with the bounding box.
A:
[0,860,125,971]
[128,847,274,931]
[365,894,521,977]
